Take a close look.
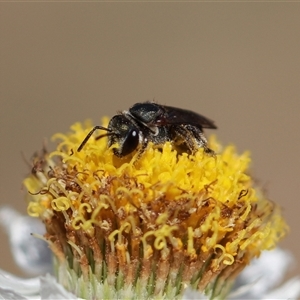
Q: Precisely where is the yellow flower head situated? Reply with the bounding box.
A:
[24,118,287,299]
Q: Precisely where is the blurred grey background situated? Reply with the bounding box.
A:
[1,3,299,281]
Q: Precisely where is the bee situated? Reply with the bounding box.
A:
[77,102,217,157]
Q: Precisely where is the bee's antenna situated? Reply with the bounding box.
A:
[77,126,112,152]
[95,132,114,141]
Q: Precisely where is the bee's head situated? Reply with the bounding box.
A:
[77,115,140,158]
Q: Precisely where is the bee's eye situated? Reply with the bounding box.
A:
[121,129,139,156]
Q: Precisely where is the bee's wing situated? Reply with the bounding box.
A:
[157,105,217,129]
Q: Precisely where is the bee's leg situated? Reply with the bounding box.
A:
[170,125,196,154]
[203,145,216,156]
[177,125,215,156]
[189,125,215,156]
[131,136,149,164]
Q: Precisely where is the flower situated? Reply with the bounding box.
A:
[1,118,299,299]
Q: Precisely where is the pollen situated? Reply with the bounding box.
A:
[24,119,288,300]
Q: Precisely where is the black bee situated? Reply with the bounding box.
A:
[77,102,217,157]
